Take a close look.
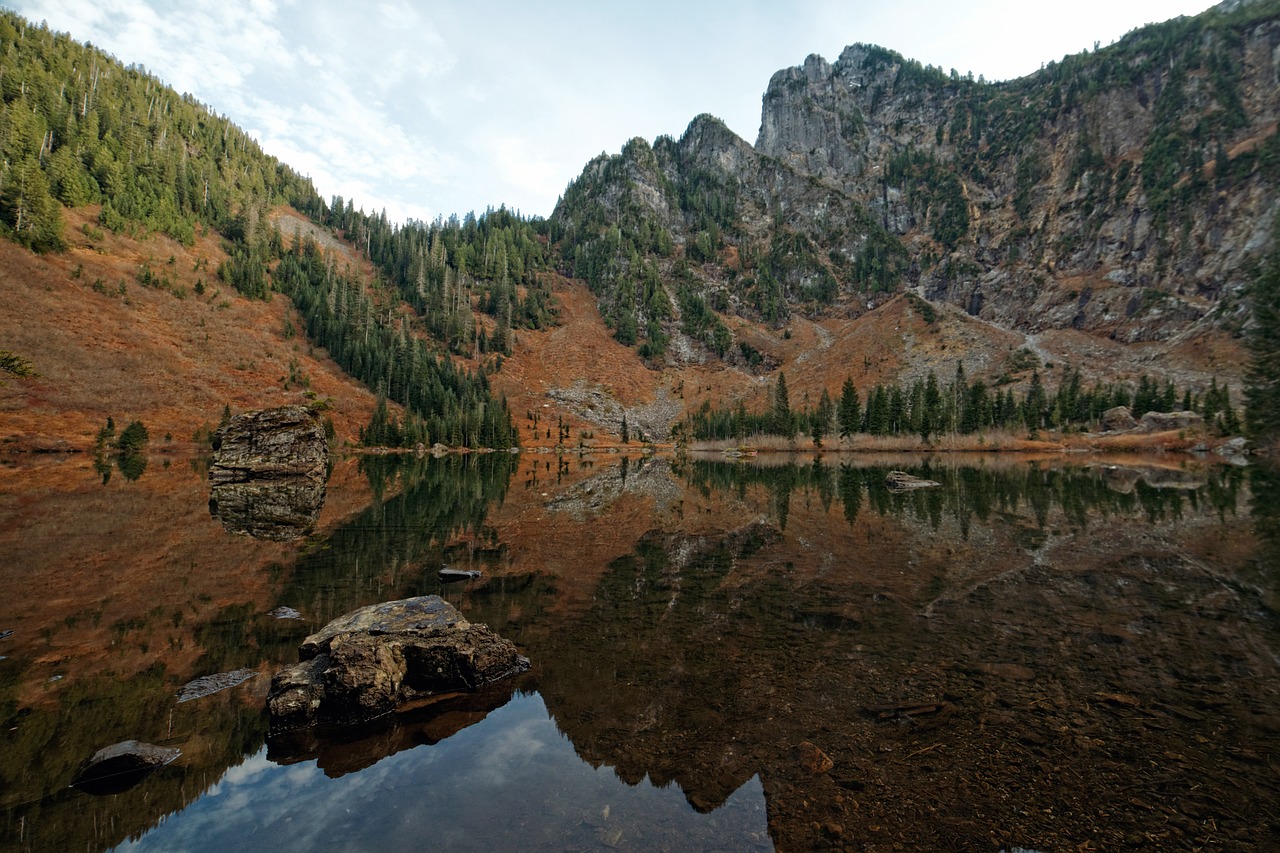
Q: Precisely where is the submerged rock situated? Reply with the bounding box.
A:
[177,669,258,703]
[208,405,328,483]
[72,740,180,794]
[267,595,528,732]
[271,606,303,620]
[438,566,482,582]
[885,471,941,490]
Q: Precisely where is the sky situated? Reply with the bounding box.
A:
[10,0,1219,225]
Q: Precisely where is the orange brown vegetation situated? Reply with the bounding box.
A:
[0,207,379,451]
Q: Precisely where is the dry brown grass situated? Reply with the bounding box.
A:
[690,426,1221,456]
[0,206,380,451]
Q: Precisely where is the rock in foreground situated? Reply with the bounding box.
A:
[267,596,528,732]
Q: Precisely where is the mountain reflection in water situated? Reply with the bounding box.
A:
[0,452,1276,852]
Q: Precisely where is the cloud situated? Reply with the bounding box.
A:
[11,0,1221,223]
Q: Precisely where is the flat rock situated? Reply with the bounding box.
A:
[438,567,482,582]
[177,669,258,703]
[1138,410,1203,433]
[268,595,528,732]
[885,471,940,490]
[72,740,180,794]
[798,741,834,774]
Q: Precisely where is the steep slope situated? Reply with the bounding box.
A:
[0,206,380,450]
[551,0,1278,403]
[0,11,531,450]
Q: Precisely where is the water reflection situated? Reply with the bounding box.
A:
[2,453,1276,852]
[118,693,771,853]
[208,478,326,541]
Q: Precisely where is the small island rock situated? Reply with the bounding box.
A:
[267,595,528,732]
[208,405,328,483]
[73,740,180,792]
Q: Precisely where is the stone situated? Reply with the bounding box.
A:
[885,471,940,490]
[267,595,528,732]
[1215,436,1249,457]
[1101,405,1138,432]
[208,405,328,483]
[1138,410,1203,433]
[72,740,180,793]
[438,566,482,582]
[797,741,834,774]
[177,669,258,703]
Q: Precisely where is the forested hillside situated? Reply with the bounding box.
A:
[0,10,550,449]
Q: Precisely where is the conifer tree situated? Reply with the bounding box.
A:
[1247,220,1280,443]
[771,372,794,439]
[837,378,860,438]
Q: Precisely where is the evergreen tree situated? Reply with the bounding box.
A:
[837,378,860,438]
[771,372,794,439]
[1247,221,1280,443]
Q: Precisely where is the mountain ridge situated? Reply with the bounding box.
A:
[550,0,1280,406]
[3,4,1276,450]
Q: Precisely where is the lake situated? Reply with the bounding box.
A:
[1,449,1277,851]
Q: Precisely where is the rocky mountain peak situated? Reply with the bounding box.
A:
[552,1,1280,387]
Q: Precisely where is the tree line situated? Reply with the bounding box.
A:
[683,365,1239,444]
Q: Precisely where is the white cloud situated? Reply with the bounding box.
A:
[11,0,1219,222]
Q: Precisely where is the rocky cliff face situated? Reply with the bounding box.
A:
[552,0,1280,374]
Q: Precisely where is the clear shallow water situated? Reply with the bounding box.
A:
[1,452,1277,851]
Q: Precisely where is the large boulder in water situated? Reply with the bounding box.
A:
[267,596,529,732]
[208,405,327,483]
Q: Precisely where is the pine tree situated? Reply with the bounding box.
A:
[1247,220,1280,443]
[838,378,860,438]
[771,372,794,438]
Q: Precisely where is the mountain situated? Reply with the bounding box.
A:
[551,0,1280,400]
[0,10,536,451]
[3,4,1277,453]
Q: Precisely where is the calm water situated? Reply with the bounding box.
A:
[1,451,1277,851]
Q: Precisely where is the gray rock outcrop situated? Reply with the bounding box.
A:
[267,596,528,732]
[1138,410,1204,433]
[1101,406,1139,432]
[208,405,327,483]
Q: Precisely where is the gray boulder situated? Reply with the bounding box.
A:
[1101,406,1138,432]
[1138,410,1203,433]
[267,596,528,732]
[73,740,180,793]
[209,405,328,483]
